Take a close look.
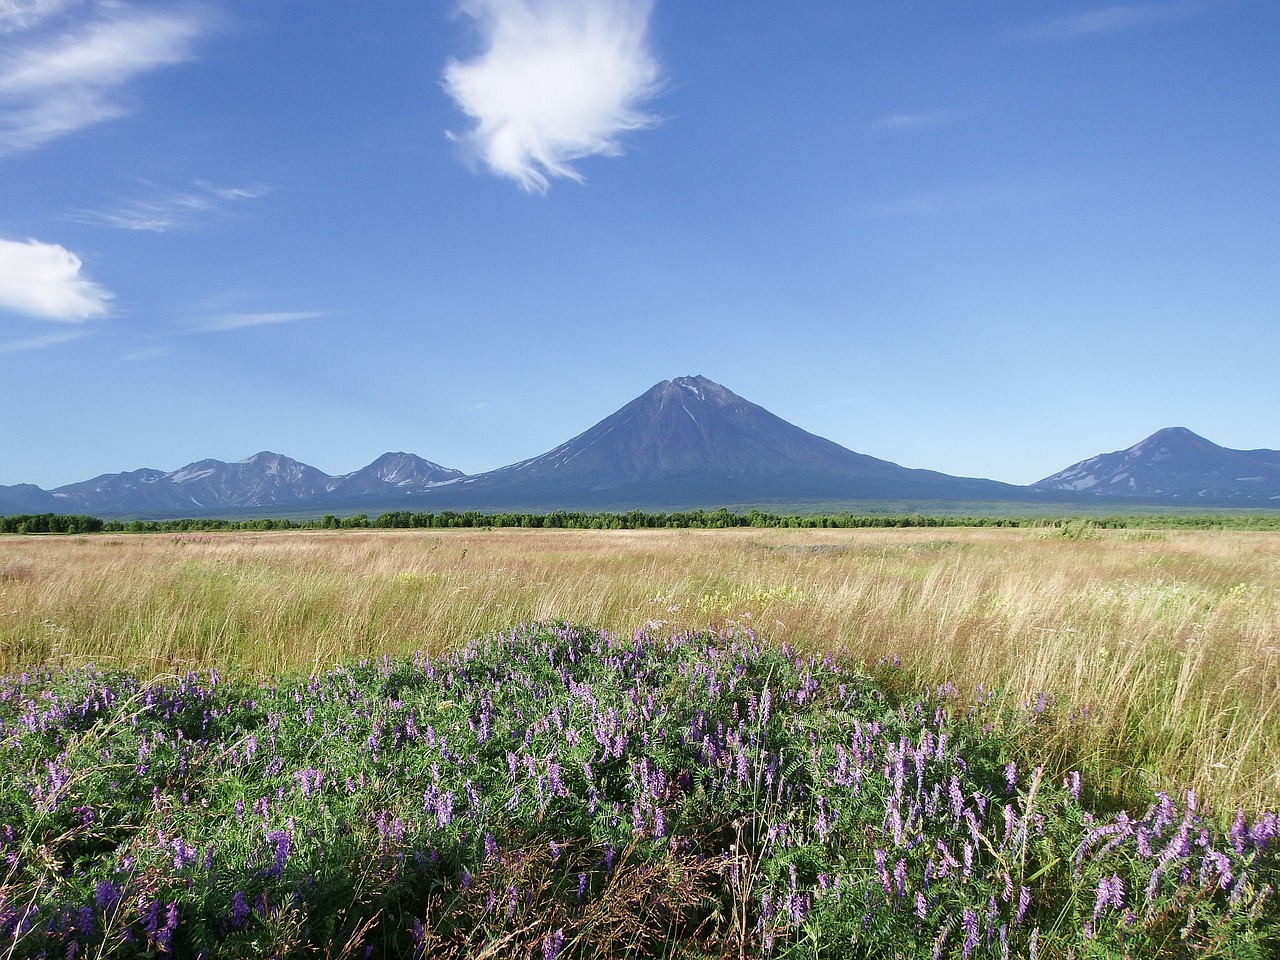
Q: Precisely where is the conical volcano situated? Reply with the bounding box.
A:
[439,376,1028,508]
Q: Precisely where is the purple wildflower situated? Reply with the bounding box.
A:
[874,849,891,897]
[266,829,291,878]
[229,891,250,930]
[1250,812,1278,848]
[1066,771,1082,803]
[786,892,809,925]
[1230,809,1249,855]
[94,881,121,913]
[156,902,178,952]
[961,909,979,959]
[74,906,94,939]
[542,928,565,960]
[435,791,455,827]
[948,775,964,820]
[1094,874,1125,918]
[171,837,198,870]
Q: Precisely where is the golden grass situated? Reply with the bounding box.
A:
[2,526,1278,810]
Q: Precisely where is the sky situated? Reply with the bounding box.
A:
[1,0,1277,491]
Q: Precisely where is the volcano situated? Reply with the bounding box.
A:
[1035,427,1280,502]
[436,375,1031,509]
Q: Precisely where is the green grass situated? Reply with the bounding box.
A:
[3,622,1277,958]
[3,526,1279,815]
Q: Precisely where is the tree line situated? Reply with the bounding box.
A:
[2,509,1278,534]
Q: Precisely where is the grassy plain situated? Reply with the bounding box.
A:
[2,525,1278,811]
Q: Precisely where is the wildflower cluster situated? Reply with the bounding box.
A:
[1,623,1276,957]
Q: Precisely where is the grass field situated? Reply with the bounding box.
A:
[3,525,1280,957]
[2,525,1277,812]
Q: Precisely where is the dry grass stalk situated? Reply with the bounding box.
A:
[1,527,1277,809]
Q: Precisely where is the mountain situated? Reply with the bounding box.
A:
[1034,427,1280,502]
[328,453,466,501]
[49,453,335,515]
[32,452,467,518]
[430,375,1034,509]
[6,382,1278,518]
[0,483,64,515]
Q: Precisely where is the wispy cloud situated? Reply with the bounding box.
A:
[0,236,112,320]
[0,3,213,153]
[442,0,662,192]
[0,0,75,34]
[870,109,955,134]
[1012,2,1209,41]
[71,180,271,232]
[120,344,167,361]
[866,184,1032,218]
[0,328,88,353]
[192,311,324,333]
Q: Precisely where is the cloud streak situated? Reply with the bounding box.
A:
[192,311,324,333]
[1012,2,1209,41]
[870,109,955,133]
[865,184,1033,218]
[0,3,212,153]
[442,0,662,192]
[0,237,112,320]
[71,180,271,232]
[0,329,87,353]
[0,0,75,34]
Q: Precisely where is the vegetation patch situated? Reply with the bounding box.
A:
[2,623,1276,957]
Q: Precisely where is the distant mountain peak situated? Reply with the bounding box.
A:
[1037,427,1280,501]
[669,374,715,396]
[341,453,465,488]
[8,381,1278,517]
[447,375,1026,507]
[1133,426,1211,449]
[29,450,466,518]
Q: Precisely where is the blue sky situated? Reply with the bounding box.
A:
[2,0,1277,490]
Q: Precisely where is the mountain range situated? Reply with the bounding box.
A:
[2,377,1277,518]
[1033,426,1280,501]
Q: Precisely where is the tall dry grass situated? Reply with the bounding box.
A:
[1,526,1277,809]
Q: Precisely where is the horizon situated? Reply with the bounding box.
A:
[4,373,1267,493]
[3,2,1277,489]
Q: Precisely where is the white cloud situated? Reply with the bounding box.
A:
[0,0,75,33]
[443,0,662,192]
[866,184,1032,218]
[0,4,212,153]
[0,237,112,320]
[1012,2,1208,40]
[193,311,324,333]
[0,328,87,353]
[871,109,955,133]
[71,180,271,232]
[120,345,167,361]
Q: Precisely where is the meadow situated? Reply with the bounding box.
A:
[2,525,1278,956]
